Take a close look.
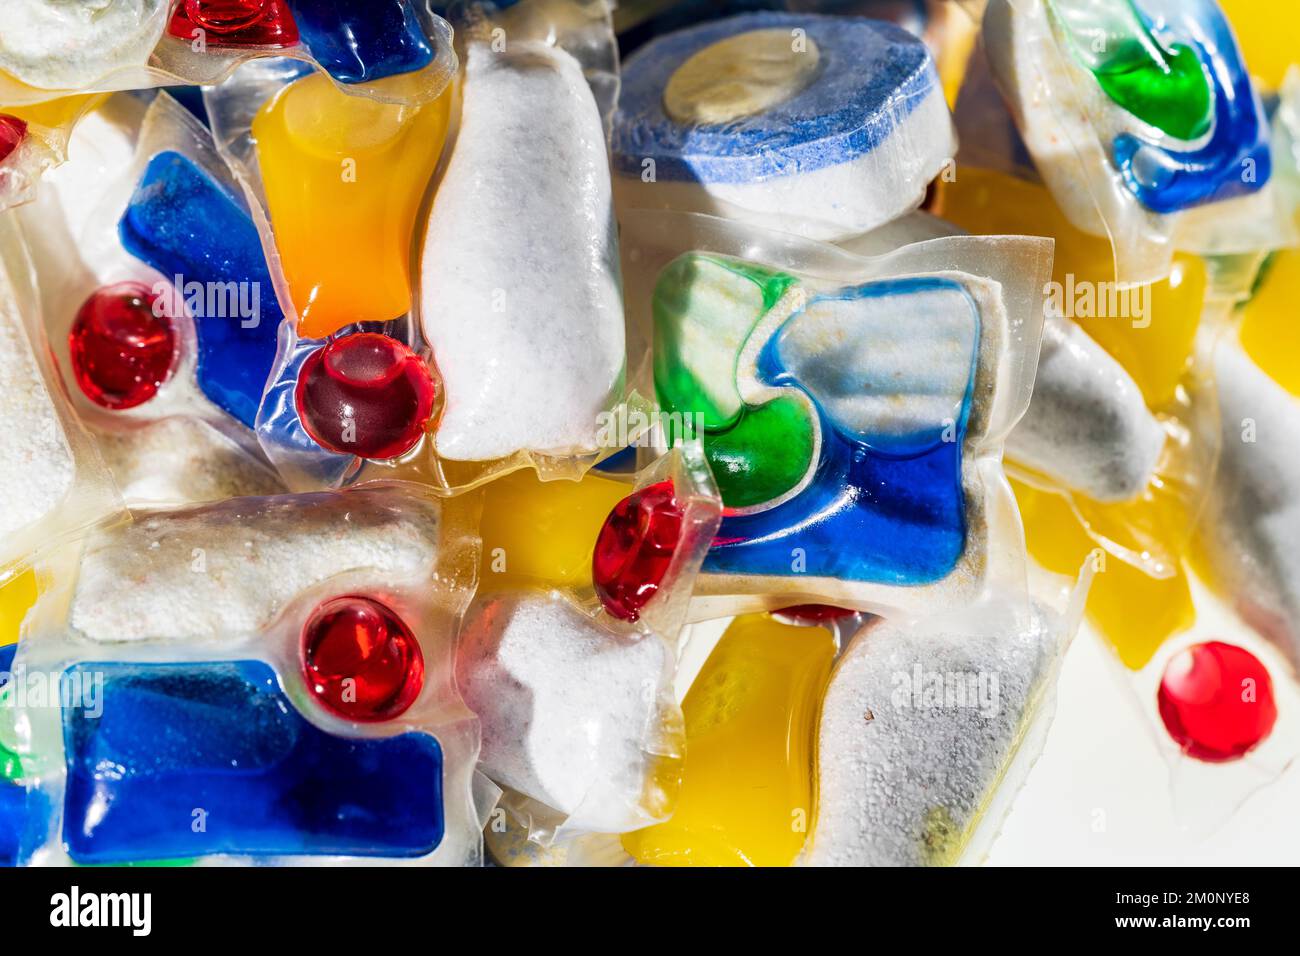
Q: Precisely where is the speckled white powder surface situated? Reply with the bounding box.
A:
[773,284,979,448]
[1008,316,1165,502]
[456,594,676,833]
[420,40,625,461]
[98,417,285,507]
[0,1,167,91]
[805,606,1061,866]
[70,489,439,643]
[0,270,74,538]
[1196,342,1300,668]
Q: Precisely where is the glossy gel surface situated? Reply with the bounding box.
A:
[623,615,833,866]
[61,661,444,863]
[253,72,450,338]
[119,151,282,428]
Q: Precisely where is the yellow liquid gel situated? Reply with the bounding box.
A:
[1239,249,1300,398]
[1220,0,1296,92]
[5,93,105,132]
[0,569,37,649]
[934,167,1204,406]
[623,614,835,866]
[1014,479,1193,669]
[477,468,631,593]
[253,72,450,339]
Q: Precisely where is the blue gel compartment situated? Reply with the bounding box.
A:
[61,661,444,864]
[0,784,24,867]
[119,151,283,428]
[704,277,978,584]
[1,643,43,868]
[1110,0,1271,213]
[289,0,434,85]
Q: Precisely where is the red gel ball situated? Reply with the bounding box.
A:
[294,333,436,460]
[593,480,684,622]
[169,0,299,46]
[0,114,27,164]
[302,596,425,722]
[1157,641,1277,763]
[69,282,176,410]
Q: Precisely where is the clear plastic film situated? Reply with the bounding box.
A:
[1191,282,1300,674]
[978,0,1297,286]
[1106,93,1300,828]
[0,1,457,109]
[2,483,486,866]
[620,207,1049,622]
[1094,568,1300,835]
[935,93,1224,668]
[445,0,622,126]
[0,95,106,214]
[802,564,1092,866]
[0,211,123,582]
[14,91,286,508]
[456,444,721,843]
[610,10,957,241]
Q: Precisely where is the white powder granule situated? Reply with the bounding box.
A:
[1008,316,1165,502]
[419,40,625,462]
[69,488,440,643]
[804,604,1062,866]
[97,417,285,507]
[0,273,75,538]
[1195,342,1300,668]
[456,594,678,833]
[0,1,167,91]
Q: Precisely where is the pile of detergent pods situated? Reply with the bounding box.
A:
[0,0,1298,868]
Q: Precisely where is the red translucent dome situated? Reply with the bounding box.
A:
[294,332,436,460]
[169,0,299,46]
[593,480,684,622]
[1157,641,1277,763]
[69,282,177,410]
[302,596,425,722]
[0,114,27,164]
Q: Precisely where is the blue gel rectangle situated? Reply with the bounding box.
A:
[61,661,444,864]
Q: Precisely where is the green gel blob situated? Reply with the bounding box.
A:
[704,396,814,510]
[653,253,814,509]
[653,253,796,428]
[1049,0,1212,140]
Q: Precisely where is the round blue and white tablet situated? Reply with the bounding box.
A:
[611,12,955,240]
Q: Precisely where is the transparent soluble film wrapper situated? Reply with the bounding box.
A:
[620,206,1049,623]
[3,483,489,866]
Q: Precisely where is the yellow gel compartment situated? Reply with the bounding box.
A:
[0,568,38,648]
[253,72,450,339]
[477,468,630,593]
[1220,0,1297,92]
[1239,249,1300,398]
[934,167,1204,407]
[4,93,105,131]
[1014,479,1193,669]
[623,614,834,867]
